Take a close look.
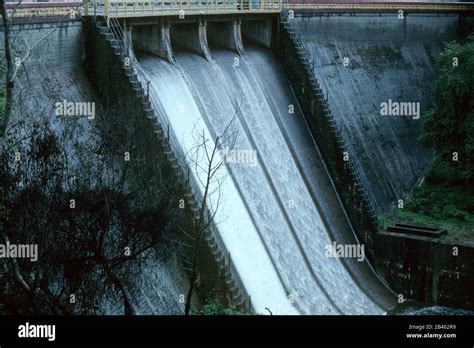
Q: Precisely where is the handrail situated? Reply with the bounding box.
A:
[85,0,282,18]
[280,5,380,219]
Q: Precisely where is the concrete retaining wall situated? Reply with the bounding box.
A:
[376,233,474,310]
[0,21,83,69]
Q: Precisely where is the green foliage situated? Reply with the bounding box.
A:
[405,182,474,222]
[420,36,474,182]
[196,300,244,316]
[382,208,474,245]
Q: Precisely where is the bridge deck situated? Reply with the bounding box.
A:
[84,0,282,18]
[4,1,473,21]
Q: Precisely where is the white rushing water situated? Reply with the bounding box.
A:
[137,45,387,315]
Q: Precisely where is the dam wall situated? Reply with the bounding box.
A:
[278,15,381,262]
[5,8,469,314]
[277,12,471,309]
[128,14,396,314]
[295,14,461,214]
[7,21,83,69]
[0,21,86,123]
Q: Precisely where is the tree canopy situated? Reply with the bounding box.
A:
[421,35,474,184]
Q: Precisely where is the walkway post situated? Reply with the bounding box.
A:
[104,0,110,26]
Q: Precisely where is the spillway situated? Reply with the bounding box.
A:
[135,41,395,314]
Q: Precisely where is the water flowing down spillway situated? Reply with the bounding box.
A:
[136,44,395,314]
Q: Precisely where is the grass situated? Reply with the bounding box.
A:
[380,182,474,246]
[381,209,474,246]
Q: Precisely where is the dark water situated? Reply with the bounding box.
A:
[391,301,474,315]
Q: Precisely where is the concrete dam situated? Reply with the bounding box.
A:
[6,0,472,315]
[115,14,397,314]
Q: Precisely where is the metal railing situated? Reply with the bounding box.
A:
[280,6,380,219]
[84,0,282,18]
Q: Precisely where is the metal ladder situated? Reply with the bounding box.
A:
[280,6,380,227]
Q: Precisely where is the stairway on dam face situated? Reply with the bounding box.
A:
[136,42,395,314]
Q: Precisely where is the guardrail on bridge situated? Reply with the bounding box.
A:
[84,0,282,19]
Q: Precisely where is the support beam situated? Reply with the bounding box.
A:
[207,17,245,56]
[170,19,213,61]
[131,20,176,64]
[198,18,213,61]
[241,18,273,48]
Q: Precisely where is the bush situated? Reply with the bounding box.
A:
[198,300,243,316]
[420,36,474,183]
[397,37,474,234]
[425,157,460,186]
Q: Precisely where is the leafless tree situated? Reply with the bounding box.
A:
[181,115,237,315]
[1,0,81,135]
[1,98,184,315]
[0,0,15,137]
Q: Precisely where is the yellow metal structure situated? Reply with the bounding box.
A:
[84,0,282,18]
